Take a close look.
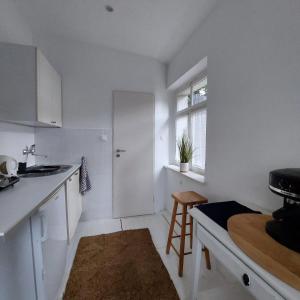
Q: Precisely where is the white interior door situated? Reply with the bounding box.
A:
[113,91,154,218]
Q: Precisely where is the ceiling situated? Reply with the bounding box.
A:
[15,0,217,63]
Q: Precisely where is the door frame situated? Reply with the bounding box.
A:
[112,90,155,218]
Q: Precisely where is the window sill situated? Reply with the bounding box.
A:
[165,165,205,184]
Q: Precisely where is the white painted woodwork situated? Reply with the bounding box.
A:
[31,213,47,300]
[0,219,36,300]
[31,186,69,300]
[192,236,203,300]
[41,187,68,300]
[0,42,62,127]
[39,187,68,241]
[66,170,82,241]
[113,91,154,217]
[37,49,62,127]
[190,208,300,300]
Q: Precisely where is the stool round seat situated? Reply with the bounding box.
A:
[172,191,207,205]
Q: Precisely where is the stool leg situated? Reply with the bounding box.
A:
[179,204,187,277]
[204,247,211,270]
[166,201,178,254]
[189,204,193,249]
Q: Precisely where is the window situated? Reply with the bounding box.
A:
[175,76,207,173]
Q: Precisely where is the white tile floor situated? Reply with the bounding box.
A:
[62,213,255,300]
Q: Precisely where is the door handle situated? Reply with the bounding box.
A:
[116,149,126,153]
[40,214,48,242]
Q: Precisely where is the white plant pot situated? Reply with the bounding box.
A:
[180,163,189,173]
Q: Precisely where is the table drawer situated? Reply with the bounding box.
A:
[197,224,284,300]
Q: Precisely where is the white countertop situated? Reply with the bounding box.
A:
[0,164,80,237]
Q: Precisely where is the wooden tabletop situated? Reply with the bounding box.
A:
[172,191,207,205]
[228,213,300,291]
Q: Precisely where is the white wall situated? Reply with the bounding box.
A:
[0,0,35,166]
[0,1,170,219]
[0,122,35,166]
[0,0,33,45]
[35,36,170,219]
[166,0,300,212]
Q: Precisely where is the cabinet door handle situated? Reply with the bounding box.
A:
[75,172,78,175]
[51,121,57,124]
[242,273,250,286]
[69,178,72,182]
[40,214,48,242]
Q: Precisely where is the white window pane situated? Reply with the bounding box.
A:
[175,115,188,162]
[176,87,190,111]
[191,109,207,170]
[192,77,207,106]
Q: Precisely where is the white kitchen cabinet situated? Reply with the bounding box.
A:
[0,219,36,300]
[36,49,62,127]
[31,186,68,300]
[0,42,62,127]
[66,170,82,241]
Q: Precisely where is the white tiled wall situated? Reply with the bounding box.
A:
[35,128,112,220]
[0,122,35,166]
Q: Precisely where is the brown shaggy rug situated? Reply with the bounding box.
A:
[63,229,179,300]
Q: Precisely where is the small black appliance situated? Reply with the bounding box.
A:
[266,168,300,253]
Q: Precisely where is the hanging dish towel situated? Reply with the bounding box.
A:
[80,156,92,195]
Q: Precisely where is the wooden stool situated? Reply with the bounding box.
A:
[166,191,211,276]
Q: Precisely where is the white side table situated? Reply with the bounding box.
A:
[190,208,300,300]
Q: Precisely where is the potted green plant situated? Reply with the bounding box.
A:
[177,134,194,172]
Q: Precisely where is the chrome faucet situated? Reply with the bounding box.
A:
[23,144,48,158]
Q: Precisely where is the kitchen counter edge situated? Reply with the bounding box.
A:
[0,164,81,237]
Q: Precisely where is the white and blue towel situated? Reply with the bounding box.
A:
[80,156,91,195]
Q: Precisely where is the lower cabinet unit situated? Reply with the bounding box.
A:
[31,186,68,300]
[31,169,82,300]
[0,168,82,300]
[66,170,82,242]
[0,219,36,300]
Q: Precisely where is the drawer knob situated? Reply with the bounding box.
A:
[242,273,250,286]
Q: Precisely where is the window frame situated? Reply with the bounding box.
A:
[174,72,207,174]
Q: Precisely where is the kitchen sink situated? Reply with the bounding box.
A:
[18,165,72,177]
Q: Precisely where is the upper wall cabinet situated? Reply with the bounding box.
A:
[0,43,62,127]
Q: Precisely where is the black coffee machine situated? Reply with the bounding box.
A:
[266,168,300,253]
